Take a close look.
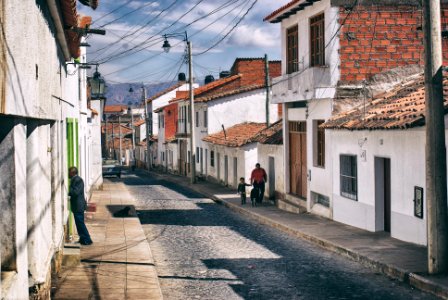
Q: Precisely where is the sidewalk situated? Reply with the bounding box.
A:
[52,181,163,300]
[147,169,448,300]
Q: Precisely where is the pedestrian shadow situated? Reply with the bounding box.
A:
[137,203,219,226]
[107,205,137,218]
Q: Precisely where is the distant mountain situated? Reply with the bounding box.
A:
[105,82,174,106]
[105,76,208,106]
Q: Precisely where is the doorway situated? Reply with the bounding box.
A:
[200,148,203,174]
[224,155,229,186]
[289,121,307,198]
[233,157,238,187]
[375,157,391,233]
[268,157,276,200]
[217,153,221,181]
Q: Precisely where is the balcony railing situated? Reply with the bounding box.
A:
[271,66,336,104]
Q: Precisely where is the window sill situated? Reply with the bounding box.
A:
[312,165,326,169]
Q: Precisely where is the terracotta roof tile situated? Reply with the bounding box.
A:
[101,123,132,134]
[146,82,184,103]
[169,75,242,103]
[195,84,264,103]
[202,122,267,147]
[254,120,283,145]
[323,73,448,130]
[133,120,146,127]
[264,0,302,22]
[104,105,127,113]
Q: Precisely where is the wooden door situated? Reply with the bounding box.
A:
[289,121,307,198]
[224,155,229,185]
[179,140,187,176]
[268,157,276,199]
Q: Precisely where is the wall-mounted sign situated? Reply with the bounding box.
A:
[414,186,424,219]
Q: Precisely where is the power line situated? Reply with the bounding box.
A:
[194,0,257,56]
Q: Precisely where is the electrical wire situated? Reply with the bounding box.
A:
[194,0,257,56]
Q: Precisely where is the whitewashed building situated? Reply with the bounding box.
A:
[264,0,447,222]
[322,74,448,246]
[0,1,100,298]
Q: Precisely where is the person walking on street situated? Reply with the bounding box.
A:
[238,177,251,205]
[69,167,93,246]
[250,163,267,204]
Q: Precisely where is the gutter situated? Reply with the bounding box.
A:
[47,0,71,61]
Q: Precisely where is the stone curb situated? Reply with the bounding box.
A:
[143,169,448,300]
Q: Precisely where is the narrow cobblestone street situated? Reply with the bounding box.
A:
[114,171,437,300]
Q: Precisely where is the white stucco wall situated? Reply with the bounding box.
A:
[148,83,197,136]
[328,128,438,246]
[272,0,340,104]
[203,143,257,189]
[207,89,279,134]
[1,2,94,298]
[257,143,284,200]
[89,100,104,189]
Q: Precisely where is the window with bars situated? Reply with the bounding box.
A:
[210,150,215,167]
[314,120,325,167]
[204,110,208,127]
[195,111,199,127]
[340,155,357,200]
[310,13,325,67]
[287,25,299,74]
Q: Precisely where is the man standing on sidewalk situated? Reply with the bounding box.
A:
[250,163,267,204]
[69,167,93,246]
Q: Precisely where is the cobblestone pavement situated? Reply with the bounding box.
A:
[120,172,436,300]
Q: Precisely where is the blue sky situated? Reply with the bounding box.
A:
[78,0,290,84]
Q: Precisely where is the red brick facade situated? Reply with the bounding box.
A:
[164,103,178,141]
[231,59,282,87]
[339,5,448,83]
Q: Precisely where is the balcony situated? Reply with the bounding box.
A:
[175,119,190,138]
[271,66,337,104]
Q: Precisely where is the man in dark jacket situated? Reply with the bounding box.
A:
[69,167,93,245]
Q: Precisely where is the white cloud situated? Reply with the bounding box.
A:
[227,24,278,48]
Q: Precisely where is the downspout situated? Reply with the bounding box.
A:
[47,0,71,61]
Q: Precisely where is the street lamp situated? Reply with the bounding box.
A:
[162,32,196,184]
[90,67,106,99]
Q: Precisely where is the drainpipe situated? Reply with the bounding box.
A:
[47,0,71,61]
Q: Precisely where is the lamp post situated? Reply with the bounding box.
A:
[162,32,196,184]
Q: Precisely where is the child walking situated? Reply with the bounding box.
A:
[238,177,251,205]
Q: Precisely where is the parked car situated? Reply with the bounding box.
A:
[102,159,122,178]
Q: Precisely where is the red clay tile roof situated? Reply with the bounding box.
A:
[254,120,283,145]
[133,119,146,127]
[165,137,178,144]
[195,84,265,103]
[101,123,133,134]
[202,122,267,147]
[323,74,448,130]
[104,105,127,113]
[154,102,175,113]
[146,82,184,103]
[169,75,242,103]
[264,0,302,22]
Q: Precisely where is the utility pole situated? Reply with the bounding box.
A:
[119,115,123,165]
[143,85,151,170]
[264,54,271,127]
[423,0,448,274]
[188,40,196,184]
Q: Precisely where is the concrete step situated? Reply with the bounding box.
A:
[62,245,80,268]
[277,198,307,214]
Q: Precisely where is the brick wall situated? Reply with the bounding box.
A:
[231,59,282,86]
[339,5,448,83]
[164,102,178,140]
